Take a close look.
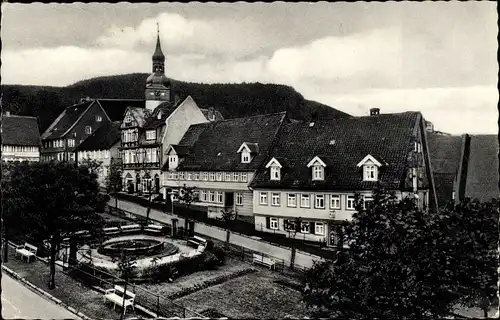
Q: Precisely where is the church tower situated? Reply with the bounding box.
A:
[145,24,171,111]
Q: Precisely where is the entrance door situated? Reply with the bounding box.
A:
[155,175,160,194]
[225,192,234,208]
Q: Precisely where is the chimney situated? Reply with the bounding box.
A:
[208,107,216,121]
[425,121,434,132]
[370,108,380,116]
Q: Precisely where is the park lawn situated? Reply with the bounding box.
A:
[139,256,252,299]
[3,249,140,320]
[175,268,309,319]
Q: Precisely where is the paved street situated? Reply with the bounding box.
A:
[1,271,81,319]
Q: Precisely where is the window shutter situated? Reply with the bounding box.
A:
[266,217,270,229]
[309,222,315,234]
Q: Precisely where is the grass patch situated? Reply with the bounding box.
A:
[3,248,142,319]
[175,269,309,319]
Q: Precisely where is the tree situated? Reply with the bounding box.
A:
[220,208,235,249]
[443,198,498,318]
[114,251,137,320]
[177,184,199,237]
[105,157,123,210]
[5,161,105,289]
[302,189,498,319]
[284,217,303,270]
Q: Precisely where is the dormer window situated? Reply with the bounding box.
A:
[265,157,282,181]
[146,130,156,140]
[242,151,251,163]
[85,126,92,134]
[307,156,326,181]
[96,116,102,122]
[237,142,259,164]
[125,114,133,124]
[357,154,384,182]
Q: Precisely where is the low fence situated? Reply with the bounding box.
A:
[65,257,204,318]
[104,205,322,273]
[111,193,334,260]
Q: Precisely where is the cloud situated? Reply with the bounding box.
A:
[298,85,499,135]
[267,28,402,87]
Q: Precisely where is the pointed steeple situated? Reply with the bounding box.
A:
[152,22,164,61]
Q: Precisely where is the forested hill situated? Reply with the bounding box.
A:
[1,73,350,133]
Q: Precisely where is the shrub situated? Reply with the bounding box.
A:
[205,239,215,251]
[209,245,226,265]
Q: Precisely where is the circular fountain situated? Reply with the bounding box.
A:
[98,238,171,258]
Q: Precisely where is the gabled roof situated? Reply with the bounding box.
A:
[174,112,288,171]
[124,107,149,128]
[96,99,145,122]
[250,112,421,190]
[75,121,121,151]
[464,135,499,202]
[427,133,463,174]
[169,145,190,156]
[2,114,41,146]
[143,101,177,129]
[357,154,385,167]
[41,101,93,140]
[265,157,282,168]
[237,142,259,154]
[200,108,224,121]
[307,156,327,168]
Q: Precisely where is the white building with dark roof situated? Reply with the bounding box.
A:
[1,112,42,162]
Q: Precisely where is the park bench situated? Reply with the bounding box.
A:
[144,224,164,234]
[187,235,207,249]
[252,253,276,270]
[15,243,38,263]
[103,285,136,314]
[120,224,141,232]
[103,226,120,235]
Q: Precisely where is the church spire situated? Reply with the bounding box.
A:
[152,22,164,62]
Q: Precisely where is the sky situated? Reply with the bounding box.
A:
[1,2,498,135]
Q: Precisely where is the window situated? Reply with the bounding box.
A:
[209,191,215,202]
[312,165,324,180]
[124,152,130,164]
[301,222,310,233]
[452,191,456,200]
[168,172,173,180]
[216,172,223,181]
[96,116,102,122]
[241,172,248,182]
[194,173,200,181]
[414,141,422,153]
[146,130,156,140]
[203,172,209,181]
[330,195,341,209]
[301,194,310,208]
[187,173,192,180]
[201,190,207,202]
[270,166,280,180]
[225,172,231,181]
[105,150,110,158]
[232,172,239,181]
[364,196,373,209]
[241,151,251,163]
[270,218,279,230]
[67,139,75,147]
[347,195,355,210]
[125,114,133,123]
[315,222,325,235]
[259,192,268,205]
[217,191,224,203]
[85,126,92,134]
[179,172,185,180]
[209,172,215,181]
[287,194,297,207]
[271,193,280,206]
[284,219,295,231]
[363,165,378,181]
[315,194,325,209]
[236,193,243,206]
[173,172,178,180]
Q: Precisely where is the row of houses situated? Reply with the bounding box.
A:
[2,29,497,246]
